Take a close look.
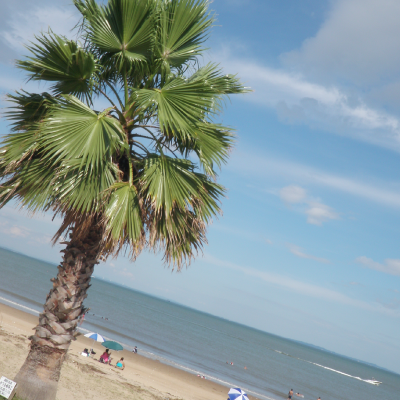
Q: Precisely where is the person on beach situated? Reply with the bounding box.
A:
[132,346,137,354]
[115,357,125,370]
[288,389,293,399]
[81,348,90,357]
[100,349,111,364]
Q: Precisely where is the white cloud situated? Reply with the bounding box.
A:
[279,185,307,204]
[282,0,400,86]
[9,226,29,237]
[215,50,400,152]
[305,201,339,226]
[288,244,330,264]
[230,151,400,209]
[356,256,400,277]
[204,253,398,316]
[278,185,339,226]
[0,3,79,56]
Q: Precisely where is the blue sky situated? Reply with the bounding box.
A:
[0,0,399,374]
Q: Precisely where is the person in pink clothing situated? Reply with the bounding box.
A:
[99,349,111,364]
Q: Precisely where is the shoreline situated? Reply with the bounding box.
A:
[0,301,261,400]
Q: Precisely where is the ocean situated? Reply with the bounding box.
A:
[0,247,398,400]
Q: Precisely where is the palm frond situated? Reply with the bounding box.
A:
[132,63,247,143]
[103,182,145,259]
[6,91,57,132]
[131,77,216,142]
[148,204,206,268]
[189,63,250,95]
[0,129,39,175]
[52,159,119,214]
[17,32,97,103]
[156,0,213,71]
[74,0,102,21]
[2,92,57,174]
[77,0,155,72]
[0,158,56,211]
[40,95,126,174]
[141,153,224,266]
[187,122,235,177]
[141,154,222,216]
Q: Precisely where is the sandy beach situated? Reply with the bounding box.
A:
[0,302,257,400]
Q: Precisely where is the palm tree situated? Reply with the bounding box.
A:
[0,1,248,399]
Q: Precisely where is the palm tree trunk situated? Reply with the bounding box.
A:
[14,224,102,400]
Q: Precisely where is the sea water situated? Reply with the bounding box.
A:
[0,247,398,400]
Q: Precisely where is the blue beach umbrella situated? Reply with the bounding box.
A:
[84,332,106,342]
[228,388,250,400]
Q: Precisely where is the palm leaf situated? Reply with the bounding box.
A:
[0,158,56,211]
[6,91,57,132]
[188,122,235,176]
[74,0,102,21]
[52,159,119,214]
[131,64,247,143]
[188,63,250,95]
[131,77,216,142]
[0,128,39,175]
[141,154,220,215]
[17,32,97,102]
[2,92,57,173]
[76,0,155,71]
[147,203,206,268]
[103,182,145,258]
[156,0,213,70]
[141,155,224,267]
[40,95,126,174]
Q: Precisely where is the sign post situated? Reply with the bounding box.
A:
[0,376,17,399]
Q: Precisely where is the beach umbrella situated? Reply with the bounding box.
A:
[84,332,105,342]
[228,388,249,400]
[101,340,123,351]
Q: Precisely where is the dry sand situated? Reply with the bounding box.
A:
[0,302,257,400]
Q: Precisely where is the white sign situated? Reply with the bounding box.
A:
[0,376,17,399]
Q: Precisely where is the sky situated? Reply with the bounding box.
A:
[0,0,399,374]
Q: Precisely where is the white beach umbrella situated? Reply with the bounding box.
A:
[228,388,250,400]
[84,332,106,342]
